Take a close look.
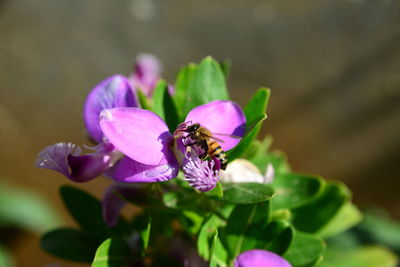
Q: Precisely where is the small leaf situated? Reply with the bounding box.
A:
[319,246,398,267]
[0,245,13,267]
[183,56,228,115]
[131,213,152,253]
[219,59,231,81]
[283,231,326,267]
[92,237,131,267]
[291,181,350,233]
[263,220,294,255]
[197,215,224,260]
[222,182,274,204]
[210,230,228,267]
[60,185,128,239]
[205,181,223,198]
[227,113,267,162]
[223,202,270,259]
[180,210,204,235]
[271,173,325,210]
[137,89,151,110]
[152,80,180,132]
[173,63,196,120]
[0,183,61,233]
[318,202,362,238]
[41,228,99,262]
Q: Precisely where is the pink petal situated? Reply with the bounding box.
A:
[107,155,179,183]
[184,100,246,151]
[35,143,111,182]
[84,75,138,143]
[234,250,292,267]
[99,107,172,165]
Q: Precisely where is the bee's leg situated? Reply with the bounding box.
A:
[199,140,209,160]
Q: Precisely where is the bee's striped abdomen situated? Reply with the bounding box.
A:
[208,140,228,170]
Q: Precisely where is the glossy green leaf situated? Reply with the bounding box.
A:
[210,230,229,267]
[137,89,151,110]
[41,228,99,262]
[222,182,274,204]
[319,246,398,267]
[272,173,325,210]
[284,231,326,267]
[183,56,228,115]
[227,113,267,162]
[60,185,128,239]
[173,63,196,120]
[205,181,223,199]
[263,220,294,255]
[0,245,13,267]
[318,202,362,238]
[291,181,350,233]
[92,237,131,267]
[197,215,224,260]
[152,80,180,132]
[223,202,270,258]
[0,183,61,233]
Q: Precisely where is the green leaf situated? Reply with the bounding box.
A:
[173,63,196,120]
[137,89,151,110]
[222,182,274,204]
[131,213,152,253]
[210,230,229,267]
[357,210,400,253]
[318,202,362,238]
[60,185,128,239]
[219,59,231,81]
[319,246,398,267]
[183,56,228,115]
[205,181,223,199]
[223,202,270,259]
[197,215,224,260]
[284,231,326,267]
[152,80,180,132]
[291,181,350,233]
[180,210,204,235]
[0,245,13,267]
[226,88,270,161]
[271,173,325,210]
[227,113,267,162]
[41,228,99,262]
[246,136,291,174]
[92,237,131,267]
[263,220,294,254]
[0,183,61,233]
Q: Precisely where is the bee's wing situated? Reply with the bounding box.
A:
[213,132,242,140]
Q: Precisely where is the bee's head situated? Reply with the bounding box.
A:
[186,123,200,133]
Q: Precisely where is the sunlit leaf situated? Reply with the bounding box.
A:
[222,182,274,204]
[92,237,131,267]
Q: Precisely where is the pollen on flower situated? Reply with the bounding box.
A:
[100,109,113,121]
[182,150,220,192]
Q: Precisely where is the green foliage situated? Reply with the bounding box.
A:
[60,185,128,240]
[0,245,13,267]
[92,237,131,267]
[181,56,229,116]
[222,182,274,204]
[41,228,99,262]
[0,183,61,233]
[152,80,180,132]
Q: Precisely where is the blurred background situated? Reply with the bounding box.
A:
[0,0,399,265]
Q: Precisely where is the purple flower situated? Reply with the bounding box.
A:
[99,100,246,191]
[129,53,174,96]
[234,250,292,267]
[36,75,138,182]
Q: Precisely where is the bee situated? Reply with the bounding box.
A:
[180,123,239,170]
